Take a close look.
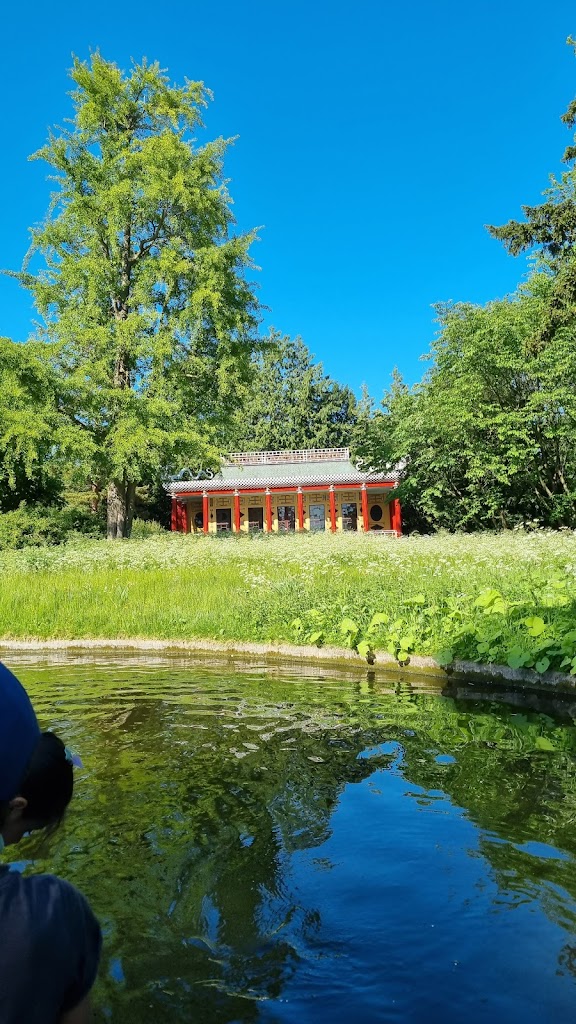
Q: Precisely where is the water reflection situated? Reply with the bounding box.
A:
[8,663,576,1023]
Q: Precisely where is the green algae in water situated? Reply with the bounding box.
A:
[8,663,576,1023]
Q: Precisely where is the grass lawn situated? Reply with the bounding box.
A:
[1,530,576,672]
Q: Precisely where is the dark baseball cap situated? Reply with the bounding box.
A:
[0,663,41,802]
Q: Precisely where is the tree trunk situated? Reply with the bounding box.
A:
[107,479,136,539]
[89,481,101,515]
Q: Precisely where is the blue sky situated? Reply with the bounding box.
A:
[1,1,575,399]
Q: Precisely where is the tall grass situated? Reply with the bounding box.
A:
[1,531,575,668]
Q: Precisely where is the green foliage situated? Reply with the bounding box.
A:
[227,332,359,452]
[302,572,576,673]
[288,580,576,672]
[133,481,171,529]
[130,518,166,539]
[290,608,328,647]
[6,53,260,536]
[0,337,80,510]
[0,504,101,550]
[340,617,359,644]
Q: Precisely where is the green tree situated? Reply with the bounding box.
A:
[9,54,259,537]
[228,332,359,451]
[357,277,576,530]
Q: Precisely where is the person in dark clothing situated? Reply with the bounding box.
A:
[0,662,102,1023]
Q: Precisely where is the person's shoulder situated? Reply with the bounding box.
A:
[7,870,100,942]
[15,870,84,903]
[26,871,98,921]
[0,871,102,1020]
[27,871,86,899]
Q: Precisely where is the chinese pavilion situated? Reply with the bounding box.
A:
[166,448,402,536]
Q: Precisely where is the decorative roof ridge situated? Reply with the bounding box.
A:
[166,468,399,493]
[225,448,350,466]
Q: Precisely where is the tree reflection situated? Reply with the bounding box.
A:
[16,666,576,1022]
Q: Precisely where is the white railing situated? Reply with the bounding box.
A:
[227,448,350,466]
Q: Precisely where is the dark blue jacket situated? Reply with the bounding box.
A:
[0,866,101,1023]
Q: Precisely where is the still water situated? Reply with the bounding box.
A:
[9,660,576,1023]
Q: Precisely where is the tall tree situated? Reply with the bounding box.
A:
[9,54,259,537]
[356,277,576,530]
[228,332,359,452]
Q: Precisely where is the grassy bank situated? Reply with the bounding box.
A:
[1,531,576,673]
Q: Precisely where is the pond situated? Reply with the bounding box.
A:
[7,659,576,1023]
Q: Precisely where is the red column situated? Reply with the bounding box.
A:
[329,486,337,533]
[203,492,209,535]
[171,497,179,532]
[391,498,402,536]
[297,488,304,531]
[178,501,188,533]
[361,485,369,532]
[234,491,241,533]
[265,489,273,533]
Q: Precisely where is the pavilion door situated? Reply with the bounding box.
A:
[216,508,232,532]
[248,507,264,531]
[310,504,326,532]
[278,505,295,532]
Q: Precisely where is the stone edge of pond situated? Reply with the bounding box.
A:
[1,637,576,695]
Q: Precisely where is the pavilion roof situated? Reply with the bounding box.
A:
[166,448,398,493]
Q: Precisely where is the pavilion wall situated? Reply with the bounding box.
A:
[172,483,399,535]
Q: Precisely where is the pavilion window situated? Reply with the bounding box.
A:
[369,504,385,530]
[341,502,358,531]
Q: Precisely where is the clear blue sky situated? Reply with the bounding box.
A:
[1,1,575,398]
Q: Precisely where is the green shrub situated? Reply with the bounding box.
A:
[0,504,102,550]
[130,518,166,539]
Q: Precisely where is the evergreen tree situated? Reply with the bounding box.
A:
[229,332,359,452]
